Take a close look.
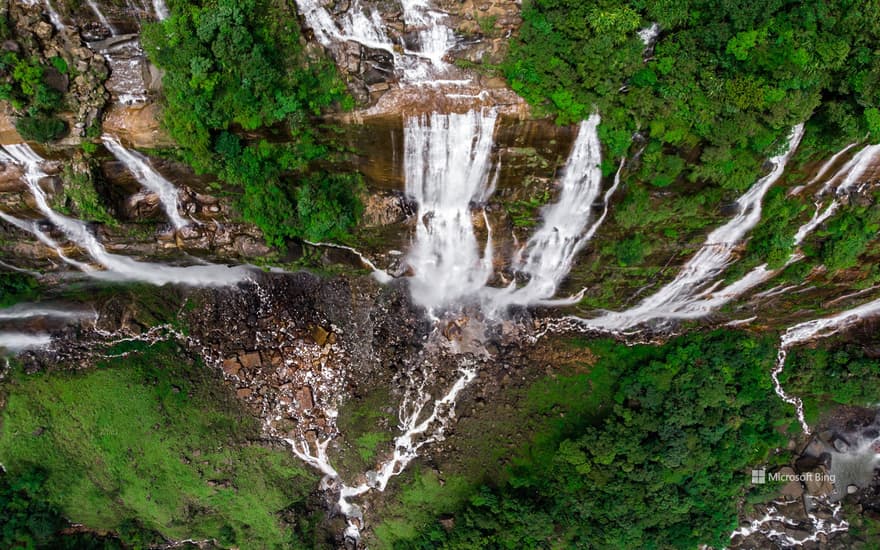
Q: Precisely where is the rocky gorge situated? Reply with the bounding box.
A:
[1,0,880,548]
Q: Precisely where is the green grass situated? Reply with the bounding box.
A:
[0,341,318,548]
[372,468,473,547]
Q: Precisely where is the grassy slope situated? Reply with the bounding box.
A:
[0,341,318,548]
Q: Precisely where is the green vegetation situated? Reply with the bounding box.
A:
[390,331,792,549]
[0,341,319,547]
[0,18,67,142]
[142,0,362,245]
[507,0,880,189]
[505,0,880,299]
[504,188,550,228]
[813,197,880,272]
[0,272,39,307]
[0,467,122,549]
[609,232,649,266]
[52,164,118,226]
[781,339,880,424]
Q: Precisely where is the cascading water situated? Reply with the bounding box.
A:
[85,0,117,34]
[152,0,169,20]
[582,124,805,330]
[0,332,52,353]
[403,110,498,314]
[485,114,623,311]
[0,304,91,321]
[0,210,93,271]
[772,295,880,434]
[293,0,461,84]
[399,0,455,70]
[669,142,880,315]
[294,0,395,54]
[0,143,251,286]
[40,0,66,31]
[102,135,189,230]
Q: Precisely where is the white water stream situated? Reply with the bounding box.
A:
[293,0,458,83]
[485,114,623,311]
[0,332,52,352]
[404,110,498,314]
[0,304,91,321]
[85,0,117,34]
[665,142,880,316]
[0,143,251,286]
[286,362,477,541]
[772,295,880,435]
[102,135,189,230]
[581,124,805,330]
[151,0,169,20]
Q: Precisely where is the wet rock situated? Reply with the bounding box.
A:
[361,192,407,227]
[310,325,330,346]
[778,467,804,499]
[239,352,261,369]
[34,21,54,41]
[296,386,314,410]
[804,468,834,497]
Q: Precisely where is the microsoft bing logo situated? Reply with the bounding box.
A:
[751,468,766,484]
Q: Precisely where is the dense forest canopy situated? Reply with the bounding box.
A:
[395,331,793,549]
[142,0,362,245]
[506,0,880,190]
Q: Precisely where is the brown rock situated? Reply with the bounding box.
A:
[777,467,803,499]
[102,103,173,149]
[296,386,314,410]
[310,325,329,346]
[236,388,252,398]
[239,352,261,369]
[221,357,241,377]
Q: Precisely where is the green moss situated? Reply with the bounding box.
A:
[53,165,117,226]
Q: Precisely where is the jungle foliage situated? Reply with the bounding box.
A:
[0,272,39,307]
[142,0,362,245]
[506,0,880,190]
[0,15,68,142]
[394,331,792,549]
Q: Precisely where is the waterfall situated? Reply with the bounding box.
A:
[293,0,458,83]
[817,143,880,195]
[0,144,251,286]
[0,210,94,272]
[773,295,880,434]
[403,110,498,314]
[486,114,623,311]
[152,0,169,20]
[0,304,91,321]
[399,0,455,70]
[294,0,395,54]
[102,135,189,230]
[789,142,857,195]
[86,0,117,34]
[39,0,66,31]
[662,142,880,316]
[637,22,660,46]
[584,124,805,330]
[0,332,52,353]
